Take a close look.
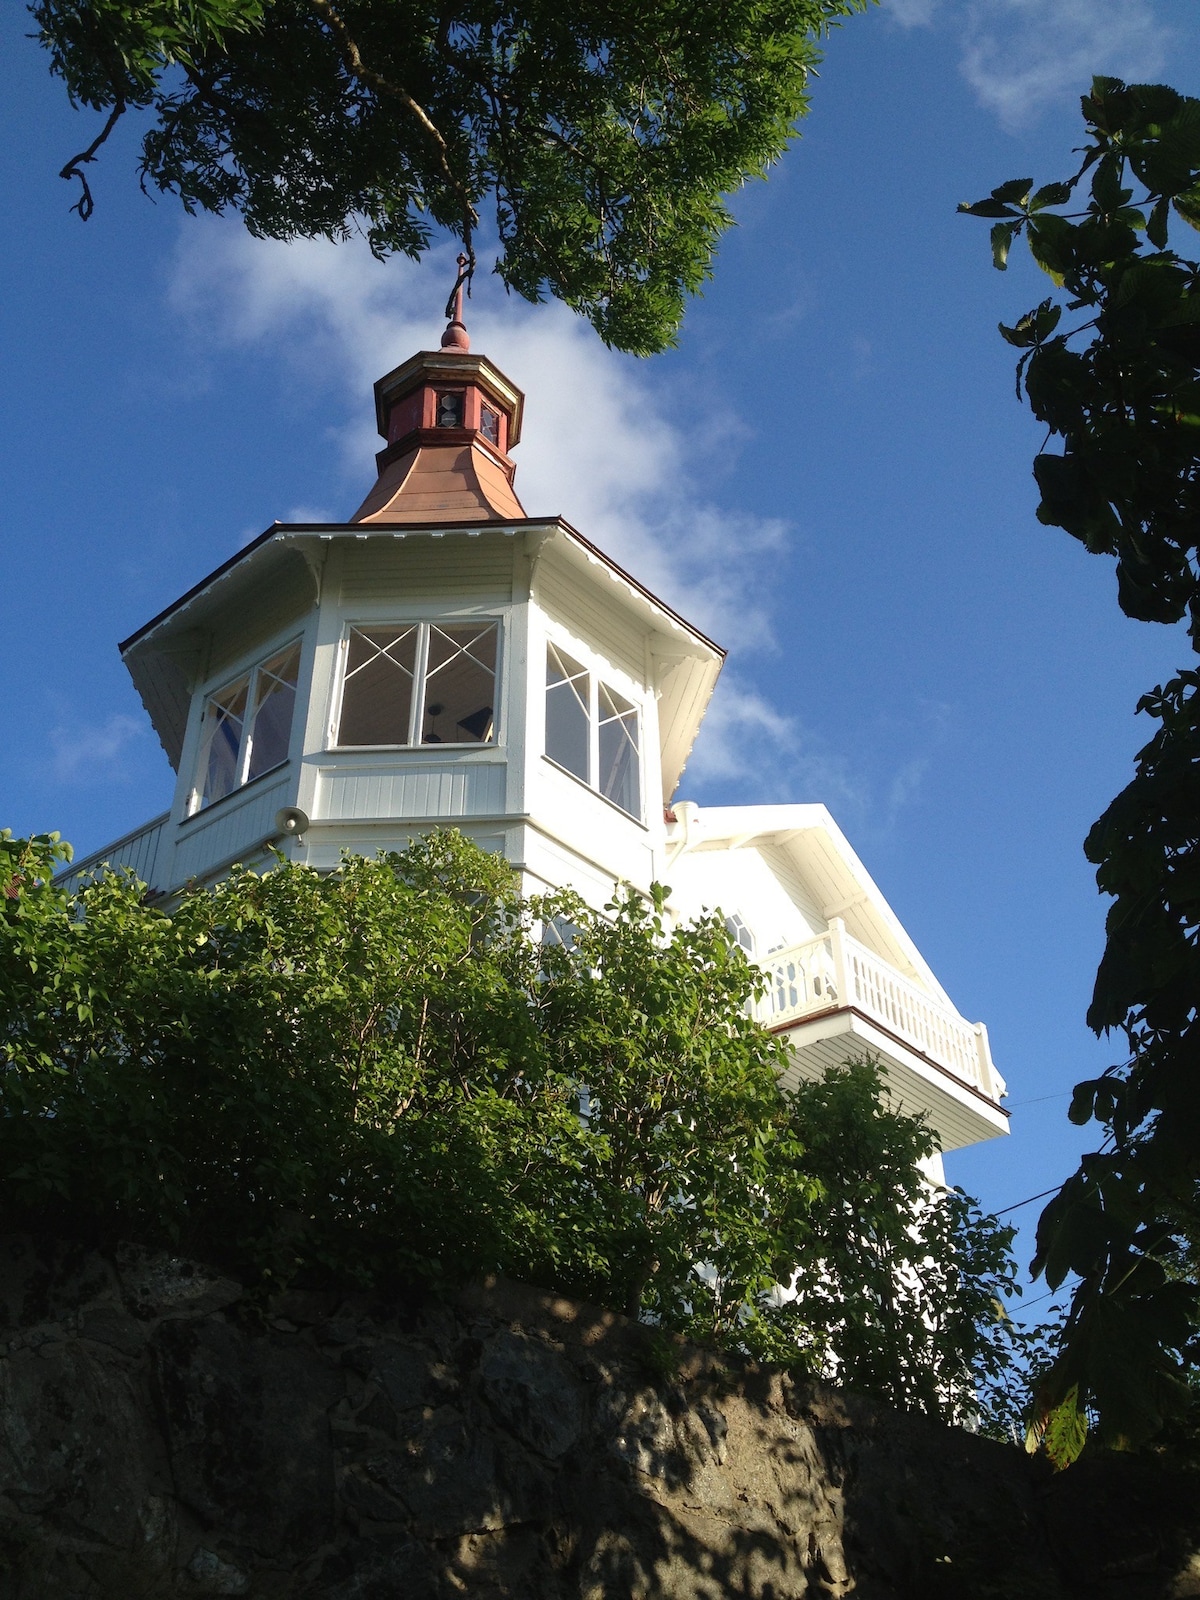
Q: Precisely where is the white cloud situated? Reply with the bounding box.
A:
[960,0,1171,130]
[284,502,338,525]
[48,715,146,782]
[884,0,942,27]
[881,0,1173,130]
[681,674,864,813]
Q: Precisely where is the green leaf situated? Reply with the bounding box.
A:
[991,221,1016,270]
[1146,196,1171,248]
[1068,1080,1099,1126]
[998,299,1062,348]
[1041,1385,1088,1470]
[1173,185,1200,232]
[958,199,1023,219]
[1026,215,1075,286]
[992,176,1034,205]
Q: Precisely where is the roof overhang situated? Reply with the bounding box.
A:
[666,801,952,1004]
[119,517,724,788]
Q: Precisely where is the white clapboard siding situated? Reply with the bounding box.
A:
[339,537,516,604]
[316,760,508,820]
[534,559,646,684]
[173,772,293,882]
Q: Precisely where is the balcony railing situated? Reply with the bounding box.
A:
[754,918,1001,1104]
[55,812,170,895]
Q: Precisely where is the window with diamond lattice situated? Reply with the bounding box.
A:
[544,641,641,819]
[336,622,497,748]
[545,643,589,782]
[436,391,464,428]
[192,641,301,812]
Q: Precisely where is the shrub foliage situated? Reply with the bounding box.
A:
[2,827,1016,1421]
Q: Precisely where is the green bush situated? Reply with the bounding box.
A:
[1,827,1019,1422]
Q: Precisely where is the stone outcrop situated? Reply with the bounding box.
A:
[1,1236,1198,1599]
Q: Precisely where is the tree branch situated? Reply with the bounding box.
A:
[60,99,126,222]
[307,0,476,266]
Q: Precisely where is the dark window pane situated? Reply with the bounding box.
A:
[422,623,497,744]
[198,675,249,808]
[480,405,500,445]
[546,643,589,781]
[339,627,417,745]
[247,642,301,780]
[598,683,640,817]
[436,391,463,427]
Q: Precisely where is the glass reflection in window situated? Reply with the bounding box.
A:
[545,643,589,782]
[193,640,301,812]
[336,622,498,748]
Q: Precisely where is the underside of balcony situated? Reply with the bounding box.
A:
[774,1007,1009,1151]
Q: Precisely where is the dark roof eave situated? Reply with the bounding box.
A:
[118,518,726,662]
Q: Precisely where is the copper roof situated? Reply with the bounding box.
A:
[350,438,526,523]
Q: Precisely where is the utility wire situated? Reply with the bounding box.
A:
[993,1184,1063,1217]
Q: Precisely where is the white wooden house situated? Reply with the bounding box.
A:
[64,307,1008,1167]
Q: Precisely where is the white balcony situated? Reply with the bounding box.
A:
[755,918,1008,1151]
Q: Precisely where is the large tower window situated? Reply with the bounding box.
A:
[192,641,301,812]
[336,622,498,748]
[598,683,640,816]
[544,641,642,819]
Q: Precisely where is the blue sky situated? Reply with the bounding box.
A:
[3,0,1199,1309]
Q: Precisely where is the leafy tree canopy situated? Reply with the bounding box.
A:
[31,0,870,352]
[1,827,1018,1423]
[962,76,1200,1466]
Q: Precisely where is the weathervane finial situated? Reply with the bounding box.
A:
[441,252,472,351]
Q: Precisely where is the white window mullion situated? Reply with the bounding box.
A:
[331,636,349,744]
[238,665,259,785]
[409,624,431,746]
[588,677,599,787]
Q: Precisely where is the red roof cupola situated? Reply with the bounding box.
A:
[350,258,526,524]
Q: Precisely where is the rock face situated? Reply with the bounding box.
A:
[1,1237,1198,1599]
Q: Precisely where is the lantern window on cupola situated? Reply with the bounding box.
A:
[191,640,301,813]
[435,390,464,428]
[335,621,498,749]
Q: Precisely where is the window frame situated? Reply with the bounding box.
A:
[331,617,502,752]
[543,636,644,822]
[187,636,303,816]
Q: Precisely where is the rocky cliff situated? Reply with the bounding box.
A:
[1,1237,1197,1599]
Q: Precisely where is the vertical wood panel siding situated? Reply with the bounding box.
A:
[173,774,293,882]
[340,539,515,603]
[758,843,828,934]
[317,761,508,819]
[534,560,646,683]
[58,813,170,894]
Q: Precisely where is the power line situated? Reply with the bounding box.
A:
[993,1184,1062,1217]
